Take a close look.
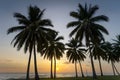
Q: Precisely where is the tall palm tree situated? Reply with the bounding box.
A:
[92,44,107,76]
[101,42,119,76]
[41,32,65,79]
[66,38,86,78]
[67,3,109,79]
[7,5,55,80]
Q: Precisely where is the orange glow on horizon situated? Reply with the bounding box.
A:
[56,67,59,71]
[0,53,116,74]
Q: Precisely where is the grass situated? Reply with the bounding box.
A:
[7,75,120,80]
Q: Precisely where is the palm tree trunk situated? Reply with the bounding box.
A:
[79,60,84,77]
[113,63,120,75]
[50,57,53,78]
[54,55,56,79]
[26,52,32,80]
[98,58,103,76]
[111,61,116,76]
[75,61,78,78]
[34,43,39,80]
[89,46,97,79]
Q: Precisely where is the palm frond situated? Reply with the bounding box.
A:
[14,13,30,25]
[94,23,109,35]
[67,21,79,28]
[7,26,26,34]
[28,5,40,21]
[69,25,80,37]
[91,15,109,22]
[70,11,80,19]
[14,13,28,20]
[75,25,84,40]
[88,5,98,18]
[55,36,64,41]
[37,9,45,20]
[10,31,23,44]
[24,36,30,53]
[78,3,87,19]
[39,19,53,27]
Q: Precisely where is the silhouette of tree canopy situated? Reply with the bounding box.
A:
[7,5,56,80]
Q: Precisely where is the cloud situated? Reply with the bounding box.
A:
[63,61,70,64]
[0,59,13,63]
[0,59,23,69]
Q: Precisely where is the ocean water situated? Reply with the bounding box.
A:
[0,73,113,80]
[0,73,76,80]
[0,73,25,80]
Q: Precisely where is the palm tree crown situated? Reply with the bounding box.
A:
[101,42,118,63]
[66,38,86,63]
[7,5,55,53]
[41,32,65,60]
[92,44,107,60]
[67,3,109,46]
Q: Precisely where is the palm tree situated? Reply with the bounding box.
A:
[113,35,120,60]
[92,44,107,76]
[101,42,119,76]
[7,5,55,80]
[67,3,109,79]
[41,32,65,79]
[112,35,120,75]
[66,38,86,78]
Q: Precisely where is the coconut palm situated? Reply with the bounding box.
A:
[101,42,119,76]
[113,35,120,60]
[112,35,120,75]
[67,3,109,79]
[66,38,86,78]
[41,32,65,79]
[7,5,55,80]
[92,43,107,76]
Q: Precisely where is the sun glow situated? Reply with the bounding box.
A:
[56,67,59,71]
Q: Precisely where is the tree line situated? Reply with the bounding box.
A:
[7,3,120,80]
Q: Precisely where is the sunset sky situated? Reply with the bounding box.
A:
[0,0,120,75]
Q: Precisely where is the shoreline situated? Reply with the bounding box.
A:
[6,75,120,80]
[0,73,119,80]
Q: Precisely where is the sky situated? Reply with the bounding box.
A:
[0,0,120,75]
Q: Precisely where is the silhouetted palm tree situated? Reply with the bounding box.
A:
[41,32,65,79]
[101,42,119,76]
[67,3,109,79]
[7,5,55,80]
[112,35,120,75]
[92,44,107,76]
[66,38,86,78]
[113,35,120,60]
